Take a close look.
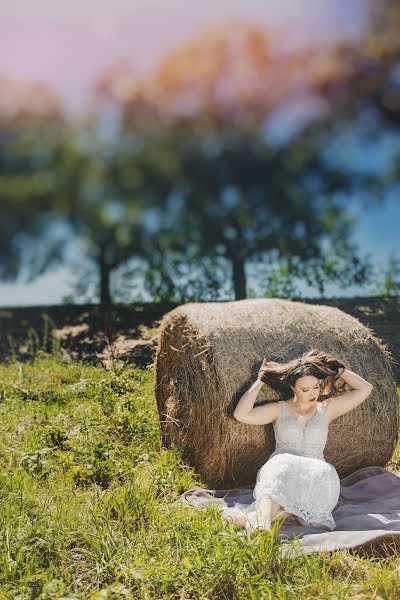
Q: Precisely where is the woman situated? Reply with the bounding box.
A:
[232,348,374,532]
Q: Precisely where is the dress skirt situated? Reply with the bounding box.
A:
[253,452,341,530]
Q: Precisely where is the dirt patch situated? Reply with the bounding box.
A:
[0,302,177,368]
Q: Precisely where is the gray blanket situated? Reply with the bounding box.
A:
[177,466,400,557]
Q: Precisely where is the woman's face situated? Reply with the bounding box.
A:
[291,375,320,405]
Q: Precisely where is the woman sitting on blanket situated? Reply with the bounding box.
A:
[232,349,374,532]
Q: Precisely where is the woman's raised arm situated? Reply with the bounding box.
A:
[233,375,279,426]
[233,378,264,420]
[325,368,373,422]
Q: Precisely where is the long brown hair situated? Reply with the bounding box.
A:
[258,348,346,401]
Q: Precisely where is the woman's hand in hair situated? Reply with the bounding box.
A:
[335,366,346,378]
[257,358,269,382]
[321,353,346,376]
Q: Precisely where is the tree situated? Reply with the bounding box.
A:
[144,124,374,301]
[0,125,68,284]
[0,81,66,285]
[92,19,392,302]
[0,122,179,305]
[45,128,179,305]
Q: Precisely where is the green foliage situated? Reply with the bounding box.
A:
[20,447,54,477]
[6,313,61,368]
[0,354,399,598]
[1,116,390,305]
[0,127,69,282]
[141,128,377,301]
[374,253,400,297]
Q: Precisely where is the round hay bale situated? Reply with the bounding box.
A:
[154,298,399,487]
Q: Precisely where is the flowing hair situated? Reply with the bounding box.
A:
[258,348,347,401]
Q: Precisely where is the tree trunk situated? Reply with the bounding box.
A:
[100,267,111,305]
[231,255,247,300]
[98,249,112,306]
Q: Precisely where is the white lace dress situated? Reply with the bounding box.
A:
[252,400,340,530]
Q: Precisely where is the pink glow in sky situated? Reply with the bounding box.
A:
[1,0,367,114]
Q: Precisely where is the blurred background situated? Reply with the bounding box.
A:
[1,0,400,307]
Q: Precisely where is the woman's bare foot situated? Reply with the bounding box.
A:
[258,520,272,531]
[227,514,247,527]
[245,513,272,532]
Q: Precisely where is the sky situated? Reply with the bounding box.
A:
[1,0,399,306]
[0,0,368,114]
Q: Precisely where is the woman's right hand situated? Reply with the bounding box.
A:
[257,358,269,382]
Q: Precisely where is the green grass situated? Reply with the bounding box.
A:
[0,354,399,599]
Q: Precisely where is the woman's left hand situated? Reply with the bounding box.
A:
[336,366,346,377]
[322,353,346,376]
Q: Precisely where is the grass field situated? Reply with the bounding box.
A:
[0,352,399,599]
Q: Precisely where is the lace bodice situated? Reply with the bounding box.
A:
[271,400,328,460]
